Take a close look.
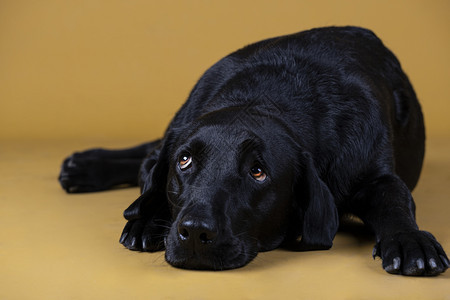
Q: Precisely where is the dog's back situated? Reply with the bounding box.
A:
[174,26,425,192]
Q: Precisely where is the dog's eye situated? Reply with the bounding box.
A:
[178,154,192,170]
[250,165,267,182]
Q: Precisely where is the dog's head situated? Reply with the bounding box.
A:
[124,106,338,270]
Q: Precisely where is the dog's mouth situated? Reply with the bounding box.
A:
[164,226,258,270]
[165,243,256,271]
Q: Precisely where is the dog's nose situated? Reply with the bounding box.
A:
[177,218,218,247]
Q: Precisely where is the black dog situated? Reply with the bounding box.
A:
[59,26,448,275]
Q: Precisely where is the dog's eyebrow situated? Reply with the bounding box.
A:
[181,139,208,156]
[239,137,264,155]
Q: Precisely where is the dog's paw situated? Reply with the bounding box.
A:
[119,218,167,252]
[373,230,449,276]
[58,150,109,193]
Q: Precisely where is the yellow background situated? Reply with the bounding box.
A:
[1,0,450,140]
[1,1,449,299]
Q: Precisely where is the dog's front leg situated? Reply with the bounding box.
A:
[119,189,171,252]
[352,174,448,276]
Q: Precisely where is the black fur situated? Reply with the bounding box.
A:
[59,26,448,275]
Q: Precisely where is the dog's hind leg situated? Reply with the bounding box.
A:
[59,140,161,193]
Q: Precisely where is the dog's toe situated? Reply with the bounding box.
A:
[58,153,110,193]
[374,230,448,276]
[120,218,167,252]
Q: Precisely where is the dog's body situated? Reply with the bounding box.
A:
[59,26,448,275]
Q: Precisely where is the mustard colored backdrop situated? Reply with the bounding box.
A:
[1,0,449,140]
[1,2,450,300]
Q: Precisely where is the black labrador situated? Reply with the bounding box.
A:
[59,26,448,275]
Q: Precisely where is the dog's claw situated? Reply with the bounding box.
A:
[393,257,401,270]
[440,255,449,268]
[372,244,380,259]
[119,231,128,244]
[385,257,401,274]
[429,258,437,270]
[128,237,138,250]
[416,258,425,271]
[439,255,449,268]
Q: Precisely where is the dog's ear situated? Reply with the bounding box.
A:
[123,189,149,220]
[289,152,339,251]
[123,134,174,221]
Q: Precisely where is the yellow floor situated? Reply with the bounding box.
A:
[1,138,449,300]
